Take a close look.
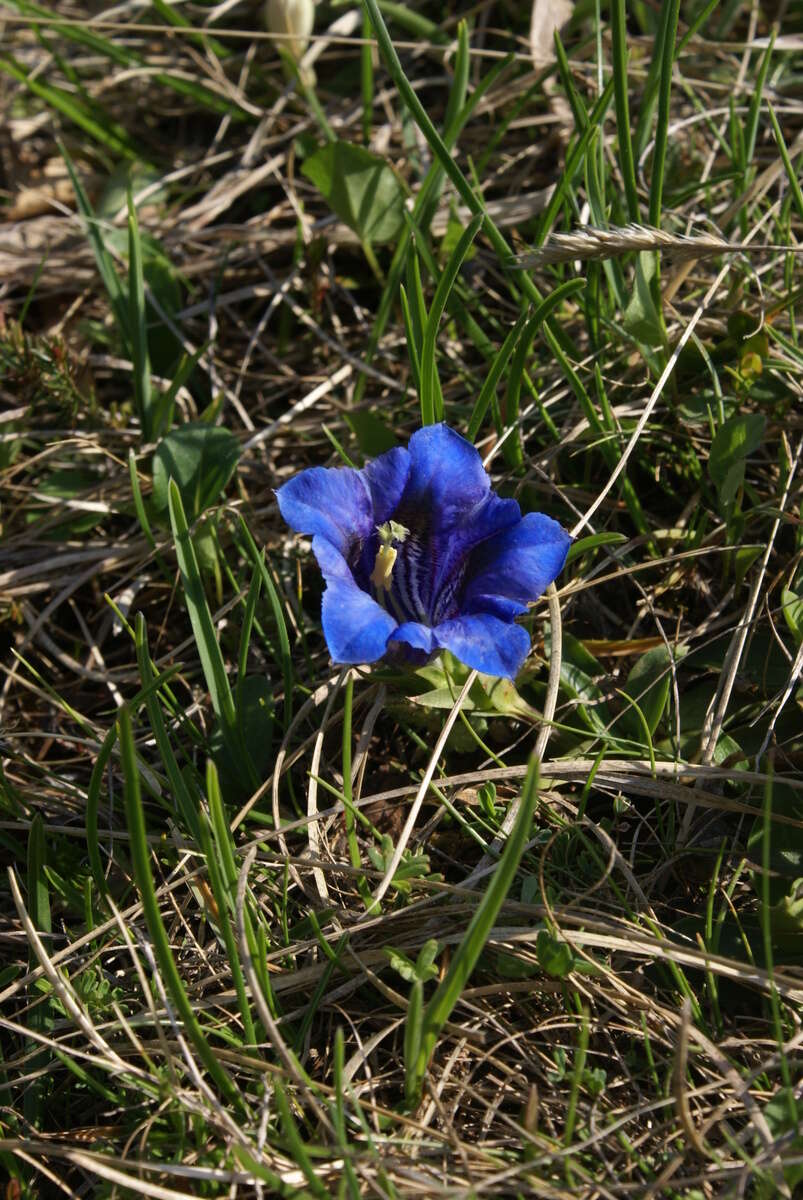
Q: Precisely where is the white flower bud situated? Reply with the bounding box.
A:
[265,0,315,63]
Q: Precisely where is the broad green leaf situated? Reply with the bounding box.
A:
[153,424,240,520]
[96,163,164,220]
[536,929,575,978]
[549,632,613,736]
[734,544,762,590]
[781,587,803,645]
[440,216,477,264]
[492,950,540,980]
[343,409,399,457]
[410,666,538,722]
[620,643,687,738]
[566,531,627,563]
[210,675,273,799]
[27,814,51,936]
[301,140,406,244]
[386,940,439,984]
[35,467,99,498]
[768,879,803,944]
[477,674,540,722]
[624,252,663,346]
[709,412,766,506]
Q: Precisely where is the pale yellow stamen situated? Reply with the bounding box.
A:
[370,543,397,590]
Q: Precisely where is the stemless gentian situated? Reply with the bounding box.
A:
[276,424,571,679]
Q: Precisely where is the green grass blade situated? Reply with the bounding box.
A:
[207,758,239,894]
[744,32,776,167]
[610,0,640,221]
[167,478,236,734]
[0,52,141,158]
[420,212,483,425]
[535,78,615,246]
[127,191,153,442]
[354,45,514,405]
[128,450,156,550]
[152,342,207,441]
[84,662,186,897]
[117,705,243,1108]
[633,0,674,163]
[25,813,52,1126]
[272,1077,329,1200]
[3,0,245,120]
[201,763,257,1046]
[362,0,551,314]
[332,1027,362,1200]
[134,614,202,842]
[467,307,530,442]
[61,145,130,348]
[553,29,589,133]
[85,726,120,899]
[405,247,428,363]
[563,1008,590,1171]
[238,516,294,733]
[759,760,795,1102]
[584,128,628,311]
[442,21,469,138]
[372,0,446,41]
[767,103,803,223]
[400,285,422,401]
[237,558,261,688]
[403,978,424,1108]
[502,278,586,468]
[409,756,541,1106]
[361,9,374,143]
[151,0,230,58]
[27,814,51,938]
[677,0,721,52]
[647,0,680,226]
[294,932,348,1057]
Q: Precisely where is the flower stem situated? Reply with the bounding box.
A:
[342,674,373,908]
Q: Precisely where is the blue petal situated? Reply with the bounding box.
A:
[388,621,438,655]
[434,613,531,679]
[361,446,411,525]
[404,424,492,525]
[466,594,528,621]
[276,466,372,555]
[462,512,571,614]
[311,537,398,663]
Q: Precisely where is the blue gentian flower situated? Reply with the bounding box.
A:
[276,424,571,679]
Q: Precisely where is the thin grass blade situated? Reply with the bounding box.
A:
[409,756,542,1105]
